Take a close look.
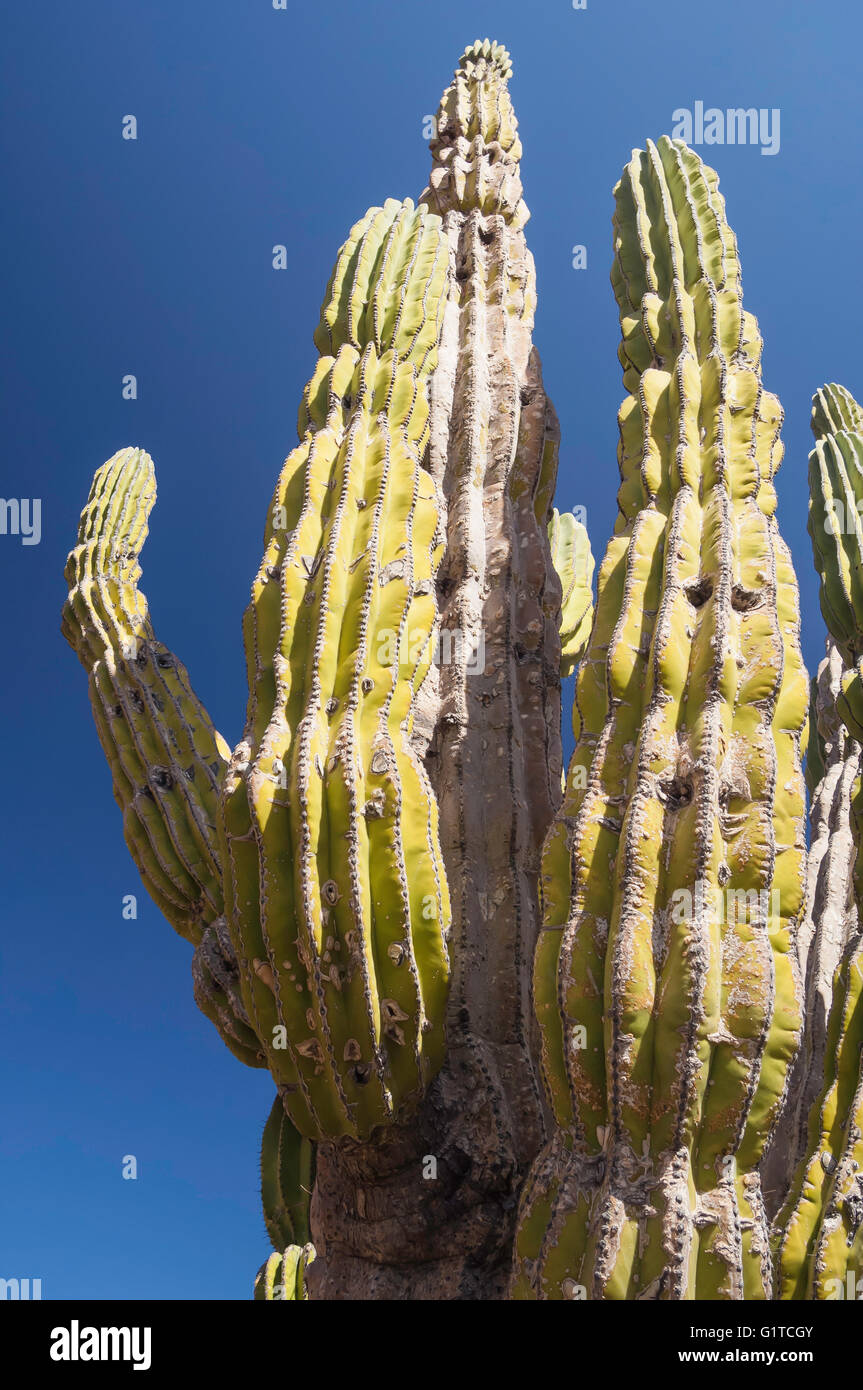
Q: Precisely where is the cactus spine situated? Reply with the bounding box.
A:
[513,136,808,1300]
[775,385,863,1298]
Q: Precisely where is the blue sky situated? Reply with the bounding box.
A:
[2,0,860,1298]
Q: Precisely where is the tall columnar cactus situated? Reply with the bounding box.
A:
[307,38,566,1299]
[220,197,453,1142]
[512,136,808,1300]
[775,385,863,1299]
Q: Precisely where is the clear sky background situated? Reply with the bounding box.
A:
[2,0,860,1299]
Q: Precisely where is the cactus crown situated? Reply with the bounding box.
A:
[456,39,513,80]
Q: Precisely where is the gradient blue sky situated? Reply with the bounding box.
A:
[2,0,860,1299]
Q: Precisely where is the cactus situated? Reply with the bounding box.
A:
[254,1245,316,1301]
[512,136,808,1301]
[774,386,863,1298]
[261,1094,316,1251]
[65,200,454,1142]
[548,508,595,681]
[62,447,231,946]
[219,196,453,1142]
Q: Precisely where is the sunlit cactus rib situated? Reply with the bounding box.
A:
[219,198,452,1143]
[62,448,231,945]
[261,1093,315,1251]
[254,1244,316,1301]
[774,386,863,1299]
[513,136,807,1301]
[548,508,595,682]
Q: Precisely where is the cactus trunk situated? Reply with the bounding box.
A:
[513,137,808,1300]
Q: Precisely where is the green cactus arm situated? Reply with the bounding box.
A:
[772,387,863,1297]
[220,199,452,1141]
[808,429,863,666]
[62,447,230,944]
[515,136,807,1301]
[261,1093,316,1249]
[811,382,863,439]
[547,508,594,679]
[253,1244,316,1301]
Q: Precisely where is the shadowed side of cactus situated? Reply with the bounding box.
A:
[513,136,808,1301]
[261,1093,316,1250]
[775,385,863,1298]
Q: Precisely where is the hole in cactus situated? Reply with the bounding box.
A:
[731,584,761,612]
[151,767,174,791]
[352,1063,371,1086]
[658,773,693,810]
[685,575,713,609]
[129,690,145,714]
[479,223,496,245]
[455,262,470,281]
[156,652,173,669]
[520,386,535,406]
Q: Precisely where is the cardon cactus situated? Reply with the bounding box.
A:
[775,385,863,1299]
[513,136,808,1301]
[65,39,863,1305]
[64,39,567,1301]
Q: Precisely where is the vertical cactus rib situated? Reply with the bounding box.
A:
[62,447,230,944]
[775,384,863,1298]
[514,136,807,1301]
[220,199,452,1142]
[548,508,595,680]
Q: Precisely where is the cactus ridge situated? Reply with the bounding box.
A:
[548,507,595,682]
[219,199,452,1141]
[514,136,807,1300]
[62,447,230,944]
[261,1093,316,1249]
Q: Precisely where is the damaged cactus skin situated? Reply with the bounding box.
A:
[512,136,808,1301]
[774,386,863,1299]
